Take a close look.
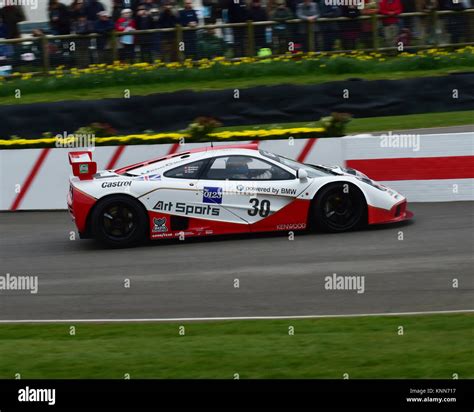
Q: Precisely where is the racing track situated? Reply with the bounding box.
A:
[0,202,473,321]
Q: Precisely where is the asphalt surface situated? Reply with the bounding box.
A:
[0,202,473,321]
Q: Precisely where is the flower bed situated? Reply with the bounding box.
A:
[0,127,328,150]
[0,47,472,98]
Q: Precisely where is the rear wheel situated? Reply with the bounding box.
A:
[91,195,148,247]
[312,183,367,232]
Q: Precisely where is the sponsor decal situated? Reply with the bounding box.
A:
[152,217,168,233]
[276,223,306,230]
[281,188,297,195]
[101,181,132,188]
[236,184,244,192]
[137,174,161,181]
[203,187,223,204]
[79,163,89,174]
[154,201,220,216]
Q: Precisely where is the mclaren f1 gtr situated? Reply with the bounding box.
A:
[67,144,413,247]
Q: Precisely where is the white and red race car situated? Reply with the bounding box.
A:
[67,144,413,247]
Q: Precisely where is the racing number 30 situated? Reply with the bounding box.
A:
[248,198,271,217]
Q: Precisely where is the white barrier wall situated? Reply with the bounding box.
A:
[0,132,472,210]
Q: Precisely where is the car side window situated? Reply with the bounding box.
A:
[164,159,207,179]
[203,156,294,181]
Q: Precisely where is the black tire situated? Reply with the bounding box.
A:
[311,183,367,233]
[91,195,148,248]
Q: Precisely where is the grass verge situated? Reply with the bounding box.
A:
[0,313,472,378]
[217,110,474,135]
[2,68,473,106]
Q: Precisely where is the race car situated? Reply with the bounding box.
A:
[67,144,413,247]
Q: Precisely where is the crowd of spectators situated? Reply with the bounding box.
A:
[0,0,472,65]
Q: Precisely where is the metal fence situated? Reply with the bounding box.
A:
[0,9,473,74]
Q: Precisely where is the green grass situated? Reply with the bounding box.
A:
[1,67,473,106]
[217,110,474,135]
[0,313,472,378]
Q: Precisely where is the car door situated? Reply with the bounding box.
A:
[196,155,307,230]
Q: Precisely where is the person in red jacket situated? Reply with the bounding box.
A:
[379,0,403,47]
[115,8,136,62]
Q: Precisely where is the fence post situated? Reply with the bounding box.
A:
[40,35,50,74]
[371,14,379,50]
[175,25,184,62]
[307,20,315,52]
[246,21,255,56]
[111,31,119,62]
[432,9,440,46]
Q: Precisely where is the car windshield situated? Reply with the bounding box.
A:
[260,150,338,177]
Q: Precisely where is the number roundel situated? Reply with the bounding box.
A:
[248,198,271,218]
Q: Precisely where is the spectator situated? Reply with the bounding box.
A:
[72,14,94,67]
[296,0,319,51]
[116,8,136,62]
[440,0,466,44]
[0,16,13,59]
[401,0,416,34]
[419,0,438,44]
[360,0,377,49]
[179,0,199,59]
[271,0,293,54]
[228,0,248,57]
[202,0,224,24]
[49,0,71,35]
[140,0,160,12]
[95,10,115,63]
[70,0,86,24]
[84,0,105,22]
[318,0,341,51]
[158,1,178,61]
[136,5,156,62]
[124,0,141,14]
[0,0,26,39]
[112,0,125,21]
[286,0,298,16]
[248,0,268,50]
[379,0,403,46]
[340,5,361,50]
[397,26,412,48]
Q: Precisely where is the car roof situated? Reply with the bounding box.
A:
[115,143,259,175]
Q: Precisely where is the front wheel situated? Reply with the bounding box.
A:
[91,195,148,247]
[311,183,367,232]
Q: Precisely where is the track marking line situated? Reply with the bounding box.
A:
[0,309,472,324]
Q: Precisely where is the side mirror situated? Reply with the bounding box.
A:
[297,168,308,180]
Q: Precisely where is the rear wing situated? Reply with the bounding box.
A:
[68,151,97,180]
